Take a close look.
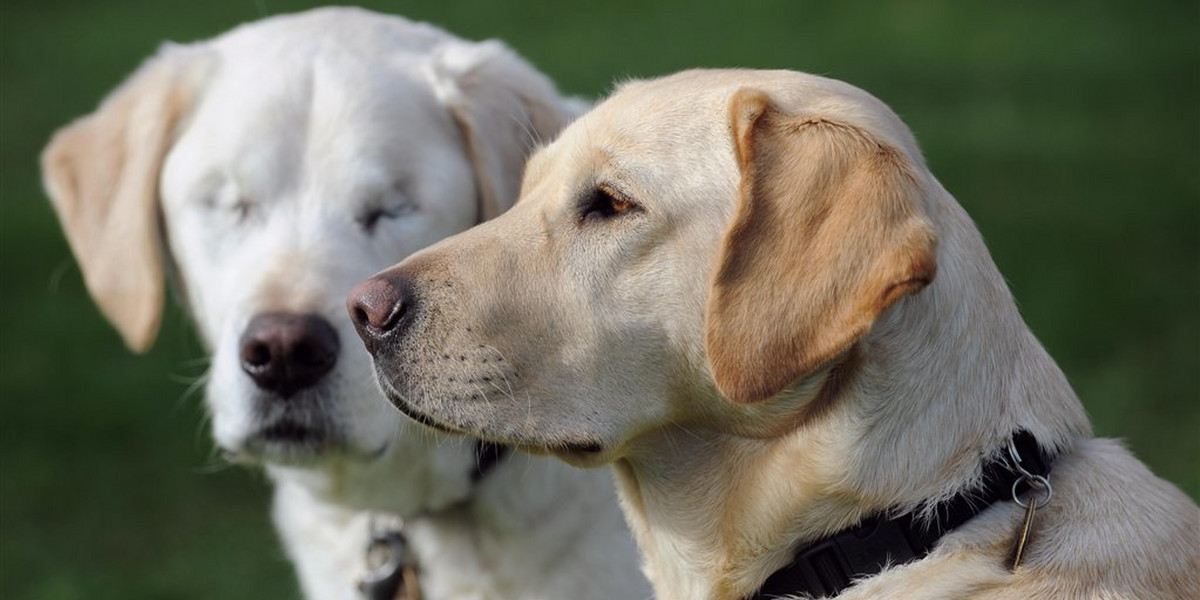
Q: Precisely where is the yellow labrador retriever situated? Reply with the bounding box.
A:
[349,69,1199,600]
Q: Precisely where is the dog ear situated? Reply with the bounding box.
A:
[706,89,938,404]
[40,44,210,353]
[428,39,577,221]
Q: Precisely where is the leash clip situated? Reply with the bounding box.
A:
[1007,437,1052,571]
[1006,436,1053,509]
[359,517,421,600]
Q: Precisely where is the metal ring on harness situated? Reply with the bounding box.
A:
[1012,474,1053,509]
[358,528,412,600]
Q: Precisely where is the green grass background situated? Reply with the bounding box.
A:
[2,1,1197,598]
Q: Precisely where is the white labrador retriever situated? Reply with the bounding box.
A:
[350,69,1200,600]
[41,8,647,600]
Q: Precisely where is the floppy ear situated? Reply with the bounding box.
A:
[706,89,938,404]
[427,39,576,221]
[40,45,209,353]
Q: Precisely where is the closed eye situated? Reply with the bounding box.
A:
[359,197,417,234]
[197,178,255,224]
[225,198,252,223]
[358,208,390,233]
[579,186,639,224]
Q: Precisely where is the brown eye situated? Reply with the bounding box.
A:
[580,187,638,223]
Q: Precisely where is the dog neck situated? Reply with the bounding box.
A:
[612,185,1092,600]
[406,453,641,598]
[273,449,639,599]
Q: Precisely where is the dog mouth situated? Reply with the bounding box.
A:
[237,420,391,465]
[237,397,349,463]
[561,440,604,454]
[239,418,334,461]
[381,386,472,437]
[379,383,608,461]
[257,420,328,445]
[541,438,609,467]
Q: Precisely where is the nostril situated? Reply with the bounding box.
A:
[242,340,272,371]
[378,299,407,333]
[351,305,371,331]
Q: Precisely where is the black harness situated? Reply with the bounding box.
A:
[747,431,1052,599]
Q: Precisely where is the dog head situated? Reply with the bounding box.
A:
[42,8,574,510]
[350,69,937,466]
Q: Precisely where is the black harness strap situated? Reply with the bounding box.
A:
[747,431,1051,599]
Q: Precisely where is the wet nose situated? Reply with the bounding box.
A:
[239,313,340,397]
[347,273,414,350]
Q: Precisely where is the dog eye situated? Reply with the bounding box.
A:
[198,181,255,224]
[229,199,252,222]
[580,187,638,224]
[203,196,253,224]
[358,200,416,234]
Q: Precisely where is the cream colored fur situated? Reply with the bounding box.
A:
[356,69,1200,600]
[41,8,647,599]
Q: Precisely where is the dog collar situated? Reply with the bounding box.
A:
[746,430,1052,600]
[359,441,511,600]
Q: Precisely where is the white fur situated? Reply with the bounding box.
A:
[41,8,647,599]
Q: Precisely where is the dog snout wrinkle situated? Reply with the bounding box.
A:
[347,274,416,349]
[239,313,340,398]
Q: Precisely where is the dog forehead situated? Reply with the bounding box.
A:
[202,45,441,134]
[526,73,778,201]
[163,43,459,209]
[598,69,922,162]
[194,8,456,148]
[556,69,847,164]
[531,80,733,185]
[209,7,451,59]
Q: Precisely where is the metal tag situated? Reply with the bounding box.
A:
[1009,496,1037,570]
[1008,474,1052,571]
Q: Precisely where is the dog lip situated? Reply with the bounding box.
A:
[381,387,464,435]
[560,441,604,454]
[509,439,610,469]
[237,431,328,465]
[237,424,389,465]
[379,380,610,456]
[258,420,326,443]
[247,403,335,449]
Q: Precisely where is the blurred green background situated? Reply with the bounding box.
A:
[2,1,1196,598]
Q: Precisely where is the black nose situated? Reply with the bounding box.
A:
[347,272,414,351]
[239,313,340,397]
